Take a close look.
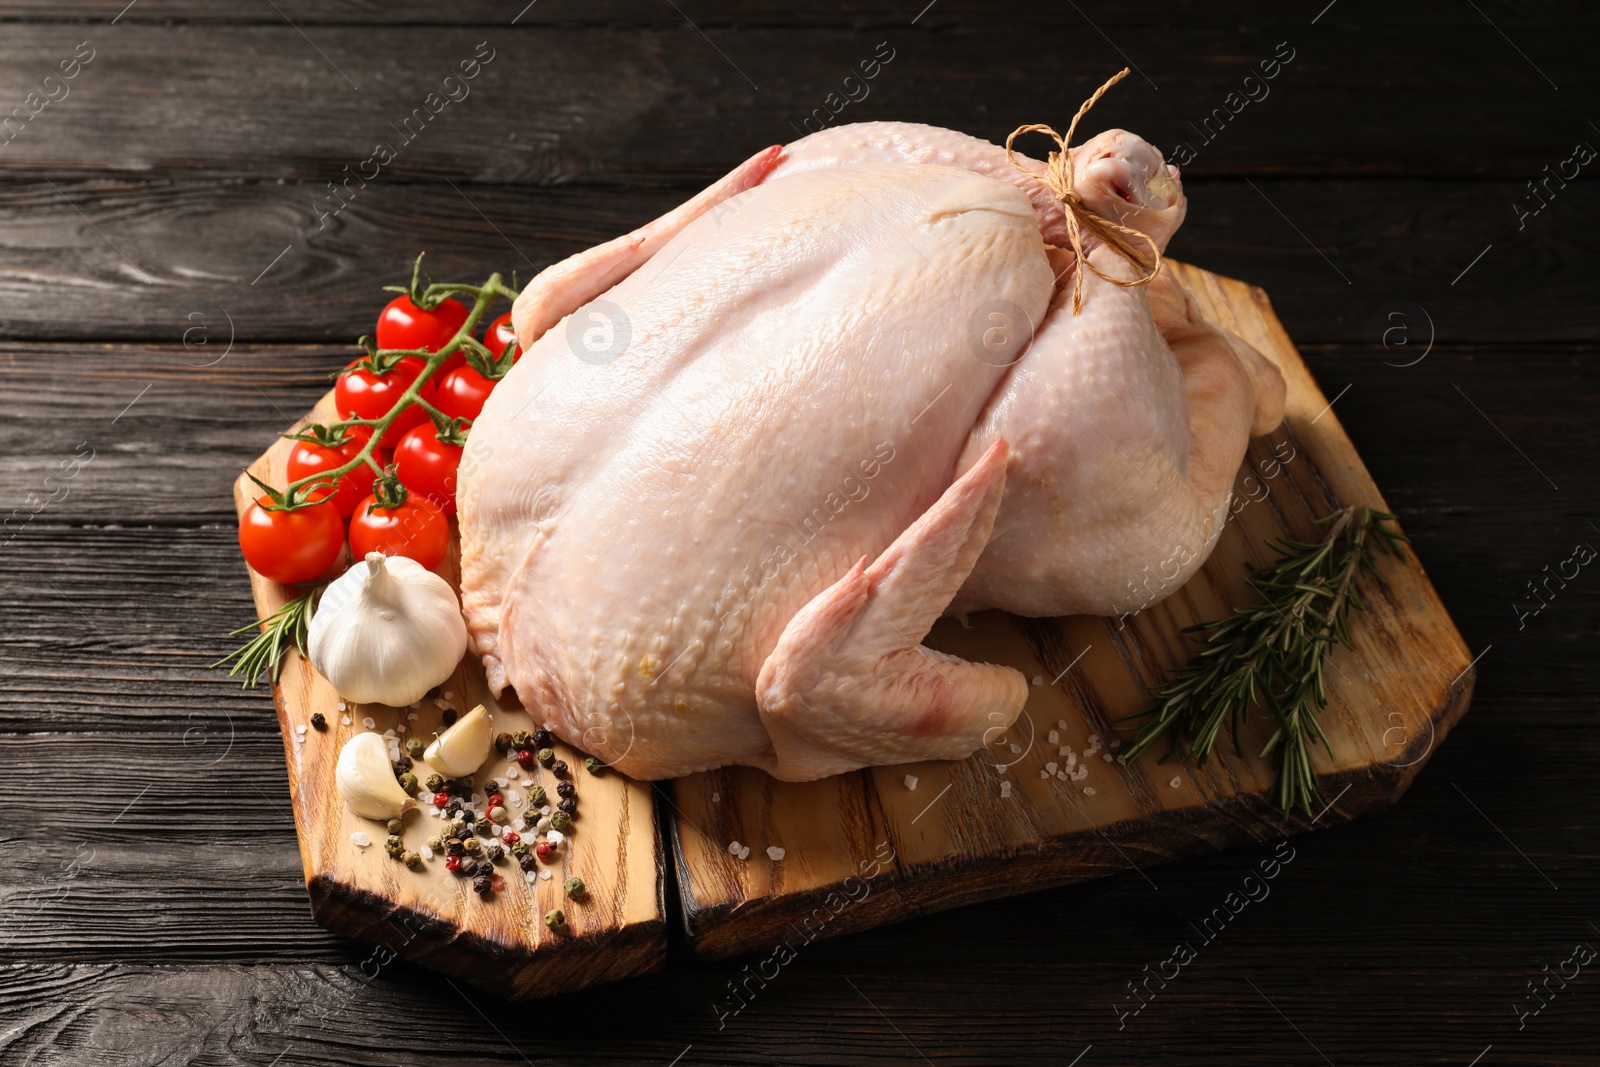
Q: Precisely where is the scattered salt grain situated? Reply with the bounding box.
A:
[407,712,417,720]
[1087,733,1099,744]
[1059,745,1070,757]
[1109,738,1121,749]
[1169,777,1182,789]
[1073,765,1089,782]
[1045,762,1058,775]
[525,871,539,885]
[350,831,372,847]
[728,840,743,856]
[341,716,351,726]
[1008,743,1021,754]
[539,869,552,880]
[903,775,919,791]
[711,792,721,804]
[433,697,449,709]
[362,716,376,729]
[1057,719,1068,731]
[420,845,434,860]
[546,829,564,845]
[1047,730,1060,744]
[1083,787,1097,797]
[1056,770,1069,781]
[999,781,1012,799]
[442,690,455,701]
[1103,753,1113,763]
[1039,770,1050,779]
[383,728,396,739]
[766,846,786,862]
[738,846,751,860]
[1031,675,1043,687]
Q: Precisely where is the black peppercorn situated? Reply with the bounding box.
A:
[486,845,504,864]
[532,728,552,748]
[558,797,577,816]
[455,775,474,793]
[556,781,575,799]
[518,853,537,872]
[473,875,492,896]
[446,840,465,857]
[459,857,479,876]
[392,755,412,774]
[550,760,568,778]
[493,731,514,752]
[442,708,457,726]
[310,712,326,731]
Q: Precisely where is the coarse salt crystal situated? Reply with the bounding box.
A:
[766,846,785,862]
[1057,719,1068,731]
[1059,745,1070,756]
[546,829,564,845]
[433,697,448,708]
[1045,762,1058,775]
[1031,675,1043,687]
[350,832,371,847]
[442,690,455,701]
[1109,739,1121,749]
[525,871,539,885]
[539,869,552,880]
[738,846,751,860]
[711,792,721,804]
[728,840,743,855]
[407,712,417,720]
[383,729,396,739]
[420,845,434,860]
[341,716,351,726]
[362,716,376,729]
[1088,734,1099,744]
[1039,770,1050,779]
[999,781,1012,798]
[1073,765,1089,781]
[295,723,307,733]
[1047,730,1060,744]
[1103,753,1113,763]
[903,775,919,791]
[1169,777,1182,788]
[1008,743,1021,754]
[1083,787,1097,796]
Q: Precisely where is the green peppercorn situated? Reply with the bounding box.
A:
[549,811,572,833]
[462,837,481,855]
[564,876,586,900]
[583,756,603,775]
[425,773,445,793]
[536,747,555,768]
[402,851,421,868]
[386,818,405,836]
[510,841,530,858]
[384,835,404,858]
[512,729,533,748]
[474,817,492,837]
[527,785,547,808]
[489,805,509,825]
[456,775,474,792]
[406,737,425,759]
[397,772,419,795]
[543,909,566,931]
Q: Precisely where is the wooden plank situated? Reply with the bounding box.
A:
[0,25,1592,182]
[1,176,1595,346]
[666,263,1476,960]
[228,394,666,1000]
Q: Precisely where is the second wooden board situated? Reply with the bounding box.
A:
[665,261,1476,961]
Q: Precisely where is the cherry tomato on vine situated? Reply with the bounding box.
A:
[335,357,439,449]
[434,364,497,423]
[238,497,345,585]
[484,311,520,363]
[395,424,464,516]
[285,429,377,518]
[349,491,450,570]
[376,295,469,354]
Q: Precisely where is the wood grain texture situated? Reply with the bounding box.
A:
[231,393,666,1000]
[667,262,1475,960]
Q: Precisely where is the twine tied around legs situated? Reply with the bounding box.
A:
[1005,68,1163,315]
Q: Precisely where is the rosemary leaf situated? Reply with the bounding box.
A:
[212,591,316,690]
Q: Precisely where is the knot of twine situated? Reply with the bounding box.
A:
[1005,68,1163,315]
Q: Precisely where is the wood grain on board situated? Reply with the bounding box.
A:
[232,393,666,1001]
[665,261,1476,960]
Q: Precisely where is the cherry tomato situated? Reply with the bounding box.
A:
[285,429,377,518]
[434,364,497,423]
[349,492,450,570]
[395,424,464,516]
[484,311,520,363]
[238,496,345,585]
[376,295,469,353]
[335,357,439,449]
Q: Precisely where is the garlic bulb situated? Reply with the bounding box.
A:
[424,703,492,777]
[336,732,416,820]
[309,551,467,707]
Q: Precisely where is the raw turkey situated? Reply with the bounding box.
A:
[457,119,1285,781]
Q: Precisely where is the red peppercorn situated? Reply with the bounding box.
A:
[487,793,504,810]
[515,749,535,768]
[432,792,451,807]
[444,855,462,872]
[535,840,556,863]
[502,832,520,845]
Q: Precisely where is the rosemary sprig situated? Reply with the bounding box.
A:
[212,591,316,689]
[1116,505,1409,815]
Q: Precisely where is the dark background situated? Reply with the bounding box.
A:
[1,2,1595,1064]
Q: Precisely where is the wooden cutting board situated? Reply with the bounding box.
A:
[234,261,1473,995]
[663,260,1475,960]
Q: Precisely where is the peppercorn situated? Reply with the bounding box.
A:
[444,855,462,873]
[431,792,450,808]
[532,728,552,749]
[459,857,478,876]
[551,759,568,778]
[494,731,514,752]
[564,876,586,900]
[397,772,418,795]
[445,801,463,818]
[405,737,425,759]
[449,819,469,838]
[384,835,404,858]
[536,748,555,768]
[446,839,465,857]
[558,797,577,816]
[474,817,492,837]
[310,712,327,731]
[510,841,530,858]
[534,840,556,863]
[455,775,474,792]
[543,909,566,931]
[473,875,492,896]
[512,729,533,748]
[392,755,412,774]
[527,785,547,808]
[518,853,537,872]
[486,793,504,811]
[550,811,573,833]
[424,773,445,793]
[426,835,444,852]
[502,830,521,845]
[441,708,457,726]
[583,756,604,775]
[403,851,421,868]
[553,780,573,799]
[462,838,481,855]
[486,844,504,864]
[489,805,509,825]
[515,748,535,768]
[386,818,405,836]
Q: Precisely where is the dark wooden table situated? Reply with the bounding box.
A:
[2,2,1595,1064]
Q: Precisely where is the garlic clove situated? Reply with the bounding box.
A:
[423,703,492,777]
[336,731,416,820]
